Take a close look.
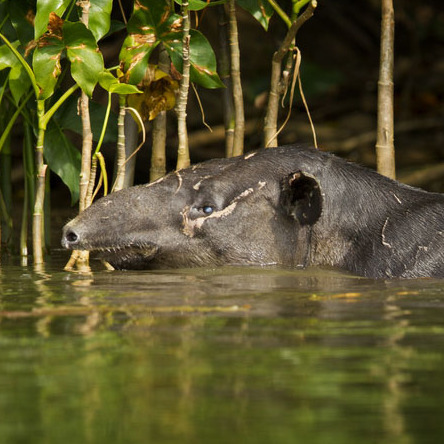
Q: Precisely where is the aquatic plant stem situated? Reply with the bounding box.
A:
[176,0,191,170]
[228,0,244,156]
[113,95,127,192]
[32,164,47,265]
[218,5,235,158]
[264,0,316,147]
[150,47,170,182]
[68,0,93,270]
[376,0,396,179]
[151,113,167,181]
[20,123,35,258]
[266,0,291,28]
[0,91,33,153]
[0,126,12,248]
[31,99,48,265]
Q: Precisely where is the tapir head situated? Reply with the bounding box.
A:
[62,147,323,270]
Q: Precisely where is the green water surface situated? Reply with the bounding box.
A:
[1,252,444,443]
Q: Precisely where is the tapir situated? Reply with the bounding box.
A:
[62,145,444,278]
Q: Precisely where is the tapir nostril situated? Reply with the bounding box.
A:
[65,229,79,244]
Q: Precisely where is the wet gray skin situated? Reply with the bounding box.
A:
[62,145,444,278]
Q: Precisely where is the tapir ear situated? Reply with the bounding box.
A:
[281,171,323,225]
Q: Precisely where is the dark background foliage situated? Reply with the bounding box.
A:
[4,0,444,213]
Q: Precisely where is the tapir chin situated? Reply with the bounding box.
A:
[62,145,444,278]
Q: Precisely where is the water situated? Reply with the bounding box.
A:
[1,250,444,443]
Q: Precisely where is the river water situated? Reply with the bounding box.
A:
[1,250,444,443]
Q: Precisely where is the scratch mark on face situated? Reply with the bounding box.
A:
[381,217,392,248]
[181,188,255,237]
[145,177,164,188]
[180,206,194,237]
[175,171,183,194]
[244,152,256,160]
[193,175,212,191]
[392,193,402,204]
[193,181,201,191]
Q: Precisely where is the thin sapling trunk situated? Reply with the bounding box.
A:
[376,0,396,179]
[228,0,244,156]
[218,5,235,158]
[150,46,169,182]
[113,95,127,192]
[176,0,191,170]
[264,1,317,148]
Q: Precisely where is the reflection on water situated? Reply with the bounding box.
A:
[1,251,444,443]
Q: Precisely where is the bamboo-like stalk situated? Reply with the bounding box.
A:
[376,0,396,179]
[264,1,317,148]
[20,123,35,258]
[113,95,127,192]
[0,133,12,247]
[32,164,47,265]
[176,0,191,170]
[151,113,167,181]
[150,47,169,182]
[0,188,13,248]
[218,5,235,158]
[0,191,2,253]
[228,0,244,156]
[67,0,93,269]
[32,99,47,265]
[44,172,51,250]
[86,155,98,208]
[78,3,93,212]
[121,112,137,188]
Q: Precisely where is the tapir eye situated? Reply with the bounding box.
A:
[202,206,214,215]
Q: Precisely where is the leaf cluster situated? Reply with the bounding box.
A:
[0,0,226,203]
[0,0,308,204]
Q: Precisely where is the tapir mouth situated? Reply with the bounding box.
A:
[94,243,159,270]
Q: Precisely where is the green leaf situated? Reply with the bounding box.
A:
[88,0,113,41]
[32,36,64,100]
[108,19,127,36]
[237,0,274,31]
[9,63,31,104]
[44,120,81,204]
[119,0,182,84]
[0,40,20,70]
[119,33,160,85]
[63,21,104,97]
[35,0,71,39]
[8,0,35,45]
[175,0,210,11]
[167,29,224,89]
[98,71,142,95]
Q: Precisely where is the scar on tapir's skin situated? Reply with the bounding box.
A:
[62,145,444,279]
